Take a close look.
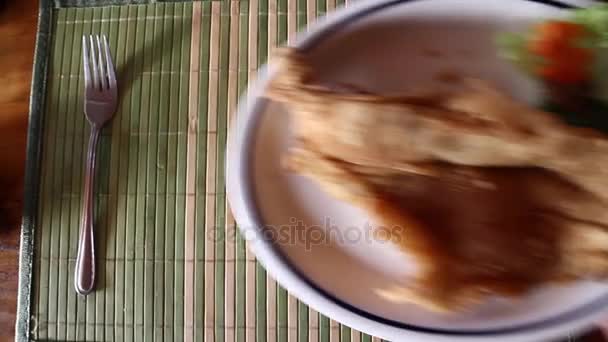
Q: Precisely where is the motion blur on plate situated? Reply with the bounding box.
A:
[227,0,608,340]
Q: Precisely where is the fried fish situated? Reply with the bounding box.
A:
[267,49,608,203]
[267,49,608,312]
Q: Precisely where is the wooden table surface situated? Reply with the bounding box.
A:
[0,1,607,342]
[0,0,37,341]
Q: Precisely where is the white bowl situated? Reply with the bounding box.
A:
[226,0,608,340]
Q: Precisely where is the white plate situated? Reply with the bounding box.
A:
[226,0,608,340]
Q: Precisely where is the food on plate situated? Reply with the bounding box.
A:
[499,5,608,117]
[265,48,608,312]
[501,20,594,85]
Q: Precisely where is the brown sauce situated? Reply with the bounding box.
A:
[365,165,569,306]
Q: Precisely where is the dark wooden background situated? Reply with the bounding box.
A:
[0,1,606,341]
[0,0,37,341]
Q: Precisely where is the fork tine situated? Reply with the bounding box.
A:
[102,35,116,89]
[89,35,99,90]
[82,35,91,89]
[95,35,108,90]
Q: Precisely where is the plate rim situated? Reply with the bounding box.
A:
[226,0,608,340]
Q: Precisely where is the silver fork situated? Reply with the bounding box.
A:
[75,34,118,295]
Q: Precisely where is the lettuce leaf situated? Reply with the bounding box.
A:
[572,4,608,47]
[496,30,543,75]
[572,5,608,102]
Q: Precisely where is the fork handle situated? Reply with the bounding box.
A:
[75,126,100,295]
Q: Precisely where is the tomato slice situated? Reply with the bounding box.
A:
[527,20,593,84]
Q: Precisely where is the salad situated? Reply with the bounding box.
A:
[499,4,608,131]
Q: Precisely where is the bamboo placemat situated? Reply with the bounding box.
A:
[16,0,387,341]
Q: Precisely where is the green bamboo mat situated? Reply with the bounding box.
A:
[20,1,385,341]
